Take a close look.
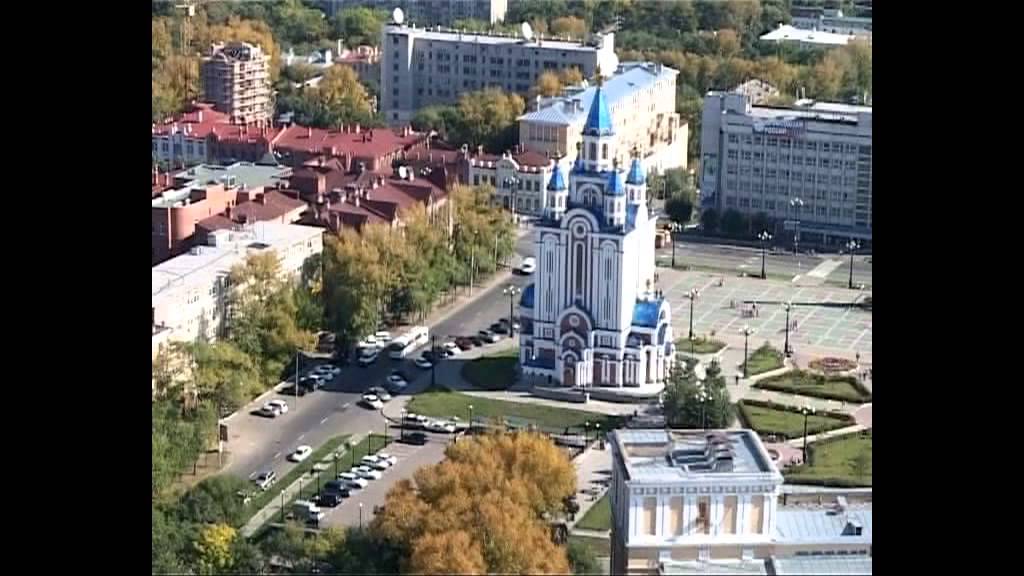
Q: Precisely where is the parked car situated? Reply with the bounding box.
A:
[316,492,343,507]
[424,419,457,434]
[469,335,485,347]
[491,322,509,335]
[288,445,313,462]
[402,413,430,429]
[387,372,409,387]
[359,335,379,349]
[443,341,461,355]
[498,318,521,332]
[519,257,536,274]
[374,331,392,343]
[358,349,380,367]
[478,329,501,343]
[292,500,325,523]
[376,452,398,466]
[257,403,279,418]
[414,356,433,369]
[253,470,277,491]
[361,394,384,410]
[267,399,289,414]
[367,386,392,402]
[454,337,474,351]
[353,466,383,481]
[385,378,409,393]
[399,431,428,445]
[362,455,391,470]
[323,480,351,498]
[313,364,341,379]
[280,384,309,397]
[339,473,368,489]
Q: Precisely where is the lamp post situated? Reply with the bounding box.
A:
[400,408,407,441]
[685,288,699,340]
[384,418,389,446]
[800,404,816,463]
[359,502,364,529]
[584,421,591,444]
[845,238,860,289]
[758,230,772,279]
[367,430,373,456]
[295,348,301,402]
[670,222,682,268]
[783,301,793,358]
[740,326,755,378]
[790,198,804,257]
[349,439,356,469]
[697,385,709,430]
[430,334,437,388]
[469,229,479,296]
[468,404,474,432]
[503,284,521,336]
[333,450,339,479]
[504,175,520,226]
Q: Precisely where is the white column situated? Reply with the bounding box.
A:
[655,496,666,537]
[711,496,723,536]
[616,361,624,388]
[629,497,639,539]
[737,495,750,535]
[683,496,696,535]
[765,494,777,536]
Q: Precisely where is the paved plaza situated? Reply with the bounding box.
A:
[657,268,872,357]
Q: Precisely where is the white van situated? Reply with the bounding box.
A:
[291,500,325,523]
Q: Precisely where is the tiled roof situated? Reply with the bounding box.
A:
[153,102,280,143]
[274,125,424,158]
[196,214,236,232]
[513,150,550,167]
[631,299,663,327]
[232,191,306,222]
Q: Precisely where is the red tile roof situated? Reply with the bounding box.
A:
[152,102,280,143]
[231,190,307,223]
[513,150,551,167]
[196,214,236,233]
[274,125,425,159]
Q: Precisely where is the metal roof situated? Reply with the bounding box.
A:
[773,508,872,544]
[606,168,626,196]
[661,559,768,575]
[627,156,645,185]
[770,556,872,575]
[631,299,663,327]
[547,163,567,191]
[583,86,615,136]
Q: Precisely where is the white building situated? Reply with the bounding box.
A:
[699,92,872,247]
[759,24,860,48]
[518,82,674,390]
[518,62,687,175]
[380,15,618,124]
[466,147,560,217]
[791,7,872,37]
[151,222,324,361]
[609,429,872,575]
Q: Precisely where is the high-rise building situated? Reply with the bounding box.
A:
[201,41,272,125]
[518,61,686,175]
[608,429,872,575]
[323,1,508,26]
[381,15,618,124]
[699,92,872,247]
[518,83,674,389]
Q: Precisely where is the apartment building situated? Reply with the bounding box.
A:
[324,1,508,26]
[202,42,272,125]
[518,62,686,174]
[152,102,280,167]
[466,146,559,217]
[791,6,872,36]
[700,92,872,247]
[380,16,618,123]
[152,223,324,357]
[609,429,872,575]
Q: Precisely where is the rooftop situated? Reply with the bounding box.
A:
[520,62,677,126]
[773,507,872,545]
[612,430,781,482]
[152,223,322,304]
[660,559,767,575]
[387,24,610,52]
[769,556,872,575]
[760,24,855,46]
[231,190,306,222]
[274,125,424,159]
[153,163,291,208]
[153,102,282,141]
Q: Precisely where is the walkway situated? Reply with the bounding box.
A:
[568,445,613,531]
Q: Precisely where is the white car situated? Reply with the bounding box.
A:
[443,342,461,355]
[353,465,383,480]
[520,257,536,274]
[358,349,380,367]
[288,445,313,462]
[360,335,378,348]
[267,399,289,414]
[258,403,279,418]
[367,387,392,402]
[362,455,391,470]
[375,452,398,467]
[361,394,384,410]
[374,331,392,343]
[312,365,341,379]
[424,419,457,434]
[414,356,433,369]
[338,472,368,489]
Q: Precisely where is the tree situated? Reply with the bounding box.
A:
[447,88,526,152]
[662,358,734,428]
[665,195,695,226]
[720,208,748,238]
[409,530,488,574]
[186,341,262,416]
[178,475,251,527]
[550,15,588,39]
[533,71,564,98]
[715,29,741,58]
[567,539,600,575]
[193,523,237,575]
[333,6,388,47]
[700,208,720,235]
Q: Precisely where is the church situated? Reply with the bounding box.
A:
[518,80,676,389]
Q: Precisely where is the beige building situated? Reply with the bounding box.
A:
[518,62,687,175]
[202,42,272,125]
[609,429,872,575]
[465,147,560,217]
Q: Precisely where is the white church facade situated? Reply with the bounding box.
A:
[518,80,676,389]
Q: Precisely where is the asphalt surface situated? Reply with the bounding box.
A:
[221,233,536,484]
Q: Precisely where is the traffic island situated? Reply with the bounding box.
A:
[784,429,872,487]
[743,343,785,376]
[674,336,727,355]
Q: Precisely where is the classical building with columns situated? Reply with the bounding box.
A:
[609,429,873,575]
[517,80,675,389]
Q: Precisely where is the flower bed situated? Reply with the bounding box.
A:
[736,399,855,439]
[808,357,858,375]
[754,370,871,403]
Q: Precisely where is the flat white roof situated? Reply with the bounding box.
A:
[760,25,853,46]
[387,24,607,52]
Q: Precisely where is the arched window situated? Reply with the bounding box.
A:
[574,243,584,299]
[602,143,608,159]
[589,142,597,163]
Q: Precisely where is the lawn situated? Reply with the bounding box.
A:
[244,434,351,522]
[674,336,726,354]
[755,370,872,403]
[737,400,855,439]
[407,390,622,434]
[567,534,610,558]
[745,343,785,375]
[461,346,519,390]
[785,430,872,487]
[575,492,611,532]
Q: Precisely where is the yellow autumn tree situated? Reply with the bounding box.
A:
[193,523,236,574]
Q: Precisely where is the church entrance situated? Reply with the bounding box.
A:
[563,366,575,387]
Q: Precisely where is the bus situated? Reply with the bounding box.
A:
[387,326,429,359]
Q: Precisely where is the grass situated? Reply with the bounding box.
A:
[674,336,726,354]
[407,390,623,434]
[755,370,872,403]
[567,534,610,558]
[575,492,611,532]
[785,430,872,487]
[461,346,519,390]
[745,343,785,375]
[244,434,351,522]
[254,434,392,533]
[737,400,855,439]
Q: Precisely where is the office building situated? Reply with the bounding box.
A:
[518,61,686,174]
[381,15,618,123]
[202,41,272,125]
[518,85,674,389]
[608,429,872,575]
[152,223,324,355]
[699,92,872,247]
[324,1,508,26]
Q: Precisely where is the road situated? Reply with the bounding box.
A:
[657,240,873,287]
[221,232,537,484]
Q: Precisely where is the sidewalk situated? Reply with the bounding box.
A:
[568,445,612,532]
[240,433,367,537]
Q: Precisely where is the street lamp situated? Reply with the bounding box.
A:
[400,408,407,441]
[740,326,755,378]
[367,429,374,456]
[294,348,301,403]
[783,302,793,358]
[504,175,520,226]
[503,284,521,336]
[584,421,591,444]
[669,222,682,268]
[845,239,860,289]
[359,502,364,529]
[758,230,772,279]
[685,288,699,340]
[349,439,356,469]
[468,404,474,432]
[469,230,479,296]
[790,198,804,257]
[430,334,438,389]
[800,404,816,463]
[696,385,709,430]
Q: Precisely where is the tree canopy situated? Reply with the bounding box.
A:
[662,358,735,428]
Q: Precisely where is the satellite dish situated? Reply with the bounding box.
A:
[393,7,405,25]
[521,21,534,41]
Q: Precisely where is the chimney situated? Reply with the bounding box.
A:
[355,124,361,134]
[256,193,267,205]
[535,95,542,111]
[224,205,232,218]
[307,126,313,138]
[477,145,484,156]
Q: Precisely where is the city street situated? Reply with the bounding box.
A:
[656,240,873,287]
[220,232,536,484]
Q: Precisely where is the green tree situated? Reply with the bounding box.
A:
[550,15,588,39]
[178,475,251,527]
[700,207,720,235]
[332,6,388,47]
[567,539,601,575]
[662,358,734,428]
[720,208,748,238]
[447,88,526,152]
[665,194,695,226]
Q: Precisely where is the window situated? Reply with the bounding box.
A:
[697,497,710,534]
[751,199,761,209]
[727,149,738,160]
[753,136,763,145]
[393,63,398,71]
[725,196,737,207]
[473,174,480,185]
[589,142,596,162]
[739,197,750,208]
[602,144,608,159]
[742,151,752,160]
[767,137,777,146]
[728,134,738,144]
